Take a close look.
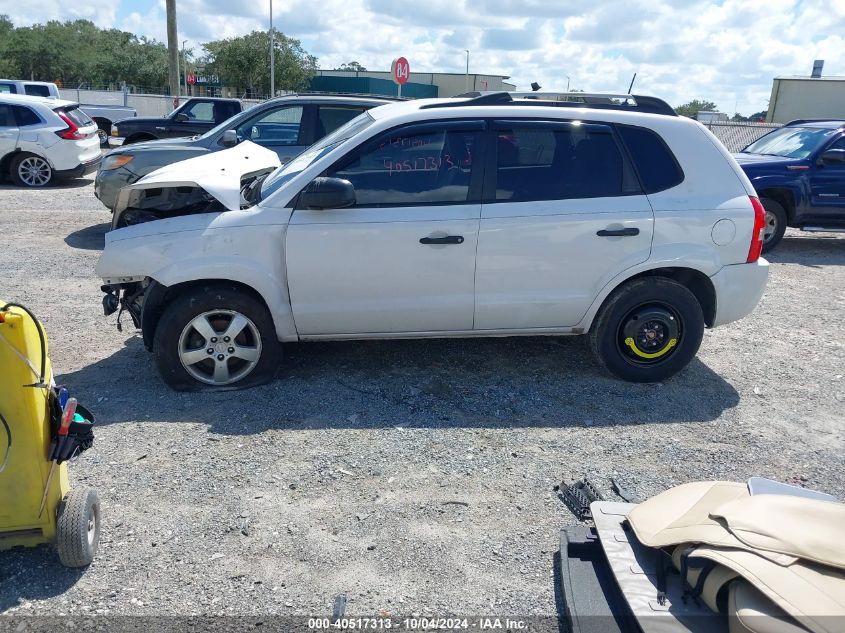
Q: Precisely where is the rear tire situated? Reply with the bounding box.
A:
[94,121,111,147]
[589,277,704,382]
[760,197,787,253]
[10,153,53,187]
[153,284,281,391]
[56,488,100,568]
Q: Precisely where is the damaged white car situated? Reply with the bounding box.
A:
[97,93,769,390]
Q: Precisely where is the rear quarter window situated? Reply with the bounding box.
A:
[617,125,684,193]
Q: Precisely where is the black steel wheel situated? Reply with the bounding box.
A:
[589,277,704,382]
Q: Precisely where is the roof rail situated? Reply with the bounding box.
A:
[783,118,845,127]
[283,91,406,101]
[421,91,677,116]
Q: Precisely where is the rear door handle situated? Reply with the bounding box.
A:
[597,228,640,237]
[420,235,465,245]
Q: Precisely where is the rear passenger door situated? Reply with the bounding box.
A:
[0,104,20,157]
[474,120,654,330]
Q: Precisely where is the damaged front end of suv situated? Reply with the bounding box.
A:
[100,141,282,333]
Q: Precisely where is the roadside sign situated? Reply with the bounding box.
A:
[391,57,410,85]
[187,73,196,86]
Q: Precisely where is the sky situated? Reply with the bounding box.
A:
[1,0,844,114]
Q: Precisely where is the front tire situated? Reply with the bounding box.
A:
[760,197,787,253]
[153,284,281,391]
[10,153,53,187]
[56,488,100,568]
[589,277,704,382]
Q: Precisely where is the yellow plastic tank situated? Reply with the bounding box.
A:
[0,303,68,547]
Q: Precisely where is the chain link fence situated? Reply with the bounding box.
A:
[703,122,780,152]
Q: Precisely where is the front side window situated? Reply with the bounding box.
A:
[12,105,41,127]
[742,126,837,159]
[238,105,303,146]
[328,125,479,207]
[181,101,215,122]
[495,123,638,202]
[0,84,14,94]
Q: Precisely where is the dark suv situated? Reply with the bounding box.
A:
[95,94,393,214]
[734,120,845,251]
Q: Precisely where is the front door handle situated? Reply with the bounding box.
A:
[597,228,640,237]
[420,235,465,245]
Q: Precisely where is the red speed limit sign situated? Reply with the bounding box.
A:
[391,57,410,85]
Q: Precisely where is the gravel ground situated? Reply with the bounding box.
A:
[0,177,843,620]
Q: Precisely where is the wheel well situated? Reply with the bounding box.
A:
[757,188,795,223]
[140,278,273,351]
[92,118,111,130]
[0,150,20,177]
[614,268,717,327]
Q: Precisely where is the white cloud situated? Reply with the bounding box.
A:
[4,0,844,114]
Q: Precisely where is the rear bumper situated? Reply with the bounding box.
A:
[54,156,102,180]
[108,137,125,148]
[710,258,769,327]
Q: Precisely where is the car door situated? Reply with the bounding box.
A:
[808,135,845,220]
[474,120,654,330]
[234,104,306,163]
[285,120,485,335]
[0,104,20,158]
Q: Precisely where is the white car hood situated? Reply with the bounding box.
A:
[125,141,281,211]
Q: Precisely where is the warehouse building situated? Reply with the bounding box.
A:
[767,61,845,123]
[309,69,516,98]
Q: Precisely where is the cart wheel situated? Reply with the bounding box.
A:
[56,488,100,568]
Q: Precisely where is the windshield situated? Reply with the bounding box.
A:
[260,111,375,200]
[742,126,837,159]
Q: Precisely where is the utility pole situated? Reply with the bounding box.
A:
[182,40,188,96]
[464,49,470,92]
[166,0,180,108]
[269,0,275,98]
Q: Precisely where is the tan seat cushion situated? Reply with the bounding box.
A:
[692,546,845,633]
[628,482,796,566]
[729,580,809,633]
[711,495,845,571]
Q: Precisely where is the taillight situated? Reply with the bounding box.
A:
[55,111,90,140]
[747,196,766,263]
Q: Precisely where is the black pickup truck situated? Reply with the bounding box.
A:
[108,97,242,147]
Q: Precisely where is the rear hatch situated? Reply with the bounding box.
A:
[54,104,100,160]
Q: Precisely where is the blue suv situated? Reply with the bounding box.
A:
[734,120,845,251]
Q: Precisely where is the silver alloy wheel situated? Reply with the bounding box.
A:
[17,156,52,187]
[763,210,778,242]
[177,309,262,386]
[87,513,97,547]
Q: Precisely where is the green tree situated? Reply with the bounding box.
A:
[675,99,718,118]
[0,15,16,76]
[336,61,367,71]
[203,29,317,97]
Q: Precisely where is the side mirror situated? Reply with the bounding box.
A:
[819,149,845,165]
[175,112,189,123]
[300,177,355,210]
[221,129,239,147]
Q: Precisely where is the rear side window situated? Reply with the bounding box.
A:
[0,84,15,94]
[24,84,51,97]
[317,106,367,139]
[617,125,684,193]
[58,106,92,127]
[12,105,41,126]
[0,104,14,127]
[495,123,640,202]
[329,125,480,207]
